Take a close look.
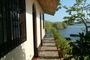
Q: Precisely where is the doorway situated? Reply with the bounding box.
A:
[32,4,38,58]
[40,14,42,46]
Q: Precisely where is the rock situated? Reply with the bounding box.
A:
[70,34,79,37]
[69,42,79,48]
[65,37,71,40]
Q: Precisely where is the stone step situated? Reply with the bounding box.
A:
[39,50,58,57]
[38,37,59,60]
[38,58,60,60]
[43,43,56,46]
[43,40,55,43]
[40,46,57,50]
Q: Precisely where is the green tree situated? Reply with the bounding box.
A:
[53,22,67,29]
[45,20,53,32]
[58,0,90,34]
[63,16,76,25]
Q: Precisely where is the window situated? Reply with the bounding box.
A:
[43,14,45,29]
[0,0,26,58]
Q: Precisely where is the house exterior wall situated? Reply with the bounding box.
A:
[0,0,45,60]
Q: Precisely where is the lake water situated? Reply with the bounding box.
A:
[59,23,87,41]
[46,23,90,42]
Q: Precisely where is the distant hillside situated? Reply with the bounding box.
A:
[45,20,67,32]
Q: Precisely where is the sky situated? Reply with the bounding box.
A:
[45,0,90,22]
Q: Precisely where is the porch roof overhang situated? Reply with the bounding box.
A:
[37,0,60,15]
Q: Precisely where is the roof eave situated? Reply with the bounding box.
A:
[37,0,60,15]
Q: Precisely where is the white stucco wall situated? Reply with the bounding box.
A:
[0,0,45,60]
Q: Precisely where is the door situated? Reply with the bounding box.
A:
[32,4,38,58]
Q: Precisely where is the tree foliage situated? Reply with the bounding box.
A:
[45,21,53,32]
[57,0,90,59]
[45,21,67,32]
[53,22,67,29]
[61,0,90,34]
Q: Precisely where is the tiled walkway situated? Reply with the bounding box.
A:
[38,37,60,60]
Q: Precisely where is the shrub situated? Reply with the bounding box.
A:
[55,37,72,58]
[51,29,72,58]
[72,32,90,60]
[45,21,53,32]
